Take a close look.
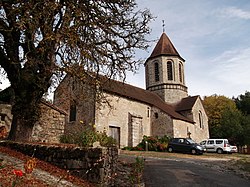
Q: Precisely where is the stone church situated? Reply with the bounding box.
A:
[54,32,209,148]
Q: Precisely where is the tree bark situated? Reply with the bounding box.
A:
[8,115,34,141]
[7,86,44,141]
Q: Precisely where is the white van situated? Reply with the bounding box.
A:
[200,139,231,154]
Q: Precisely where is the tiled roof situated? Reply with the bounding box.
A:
[174,96,199,112]
[147,32,184,61]
[101,79,194,123]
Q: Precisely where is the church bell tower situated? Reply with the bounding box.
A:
[145,32,188,104]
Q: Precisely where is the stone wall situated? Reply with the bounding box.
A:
[95,93,151,148]
[190,98,209,142]
[172,98,209,143]
[151,107,174,137]
[0,101,66,143]
[172,119,194,140]
[0,141,118,186]
[172,118,208,143]
[0,103,12,138]
[54,75,96,133]
[31,101,66,143]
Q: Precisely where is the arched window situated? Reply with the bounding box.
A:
[167,61,173,80]
[69,100,77,122]
[199,111,203,129]
[154,62,159,82]
[179,63,183,83]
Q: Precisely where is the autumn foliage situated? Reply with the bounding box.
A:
[0,0,152,141]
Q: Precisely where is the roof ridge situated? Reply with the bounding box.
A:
[102,79,194,123]
[148,32,184,61]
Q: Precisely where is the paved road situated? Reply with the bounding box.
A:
[143,157,250,187]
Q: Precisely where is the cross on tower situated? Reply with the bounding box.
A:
[162,20,165,33]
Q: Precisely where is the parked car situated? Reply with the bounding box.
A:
[200,139,231,154]
[230,145,238,153]
[167,138,204,155]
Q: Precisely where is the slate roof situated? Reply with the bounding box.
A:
[101,79,194,123]
[147,32,184,61]
[174,96,199,112]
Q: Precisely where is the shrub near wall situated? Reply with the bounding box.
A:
[0,141,118,186]
[123,135,171,152]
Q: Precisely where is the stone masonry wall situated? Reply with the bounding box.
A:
[53,75,96,134]
[0,102,66,143]
[172,119,208,143]
[190,98,209,142]
[0,141,118,186]
[31,102,66,143]
[151,107,174,137]
[0,104,12,137]
[172,119,194,140]
[145,56,188,104]
[95,93,151,148]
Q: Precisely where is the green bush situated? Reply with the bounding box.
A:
[129,156,145,184]
[60,129,117,147]
[126,135,171,152]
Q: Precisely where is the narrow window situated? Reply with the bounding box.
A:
[179,63,182,83]
[167,61,173,80]
[147,107,150,117]
[154,62,159,82]
[69,100,77,122]
[199,111,203,128]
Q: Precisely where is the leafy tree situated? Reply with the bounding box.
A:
[0,0,152,141]
[220,108,243,144]
[203,95,243,144]
[234,91,250,145]
[234,91,250,115]
[241,115,250,145]
[203,95,234,137]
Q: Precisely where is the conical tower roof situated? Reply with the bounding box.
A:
[148,32,184,61]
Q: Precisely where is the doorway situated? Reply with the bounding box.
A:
[109,126,120,148]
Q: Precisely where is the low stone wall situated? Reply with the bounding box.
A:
[0,141,118,186]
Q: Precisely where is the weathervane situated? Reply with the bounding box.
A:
[162,20,165,33]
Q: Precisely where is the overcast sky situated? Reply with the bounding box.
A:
[126,0,250,98]
[1,0,250,99]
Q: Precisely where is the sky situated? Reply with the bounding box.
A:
[1,0,250,98]
[126,0,250,98]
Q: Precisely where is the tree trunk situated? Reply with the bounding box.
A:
[8,115,34,141]
[7,88,43,142]
[2,29,55,141]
